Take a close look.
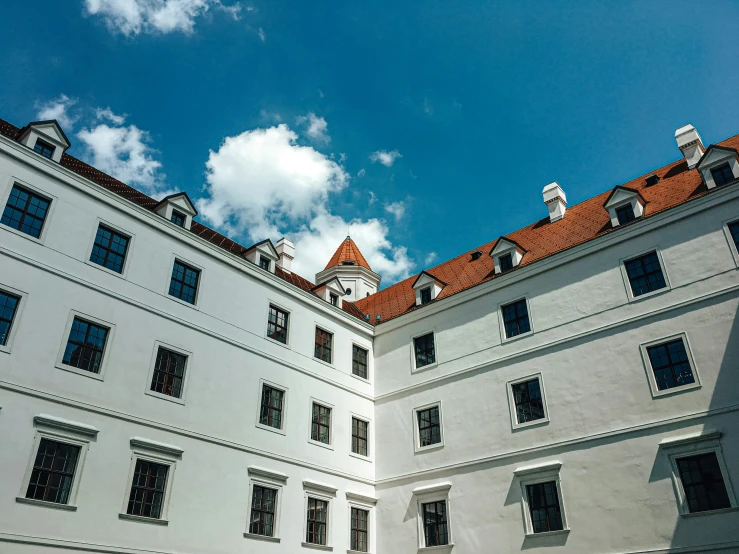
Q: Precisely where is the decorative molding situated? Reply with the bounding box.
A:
[412,482,452,496]
[0,531,178,553]
[659,430,722,449]
[34,414,98,438]
[248,465,289,483]
[118,513,168,526]
[130,437,184,458]
[513,461,562,476]
[303,479,338,496]
[345,491,378,505]
[15,497,77,511]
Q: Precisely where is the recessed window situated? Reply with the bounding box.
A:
[502,298,531,339]
[259,256,270,270]
[350,507,369,552]
[417,406,441,448]
[267,305,288,344]
[306,497,329,545]
[329,292,338,306]
[646,338,695,391]
[25,438,80,505]
[616,203,636,225]
[420,286,432,305]
[168,260,200,304]
[414,332,436,368]
[526,481,564,533]
[422,500,449,546]
[126,459,169,519]
[314,327,333,363]
[170,210,186,227]
[0,290,20,346]
[311,402,331,444]
[711,163,734,187]
[62,317,109,374]
[352,345,368,379]
[499,252,514,272]
[1,184,51,239]
[512,378,545,424]
[676,452,731,513]
[352,417,369,456]
[33,139,56,159]
[624,251,666,297]
[249,484,277,536]
[259,385,284,430]
[90,224,129,274]
[150,347,187,399]
[728,221,739,251]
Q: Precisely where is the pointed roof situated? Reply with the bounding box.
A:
[324,236,372,270]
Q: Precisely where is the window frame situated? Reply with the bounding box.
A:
[313,325,334,365]
[411,329,438,373]
[639,332,701,398]
[506,372,550,430]
[615,202,636,225]
[351,343,371,382]
[412,483,453,551]
[514,461,569,537]
[721,218,739,268]
[711,162,735,187]
[55,310,116,381]
[144,341,193,405]
[308,398,335,450]
[0,283,26,355]
[498,295,534,343]
[84,218,135,278]
[350,412,372,461]
[0,178,57,245]
[302,480,337,549]
[33,138,57,159]
[255,378,289,435]
[258,255,271,271]
[244,466,287,543]
[265,301,291,347]
[170,209,186,228]
[412,401,445,453]
[346,492,377,554]
[165,254,203,308]
[619,247,671,302]
[420,286,432,305]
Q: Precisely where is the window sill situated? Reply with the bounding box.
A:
[0,344,12,355]
[244,532,281,542]
[350,372,371,384]
[418,544,454,552]
[501,330,534,344]
[681,506,739,518]
[16,497,77,511]
[56,363,105,381]
[313,357,335,369]
[412,361,438,374]
[265,335,291,349]
[145,389,186,405]
[415,442,445,454]
[525,529,570,538]
[166,294,200,311]
[650,382,702,399]
[302,542,333,551]
[511,417,550,431]
[255,422,287,436]
[308,438,335,451]
[348,550,372,554]
[84,259,127,280]
[349,451,372,463]
[119,513,169,526]
[627,286,670,303]
[1,223,46,245]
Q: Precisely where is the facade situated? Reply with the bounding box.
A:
[0,115,738,554]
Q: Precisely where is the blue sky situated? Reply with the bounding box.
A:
[2,1,738,285]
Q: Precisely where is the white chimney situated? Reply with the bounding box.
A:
[675,124,704,169]
[543,182,567,222]
[275,238,295,273]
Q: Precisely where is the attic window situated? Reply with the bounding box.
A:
[499,253,513,272]
[330,293,338,306]
[342,261,356,266]
[420,287,432,305]
[616,204,636,225]
[34,139,56,160]
[171,210,186,227]
[711,163,734,187]
[645,174,660,186]
[259,256,271,270]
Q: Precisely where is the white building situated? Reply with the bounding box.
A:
[0,116,738,554]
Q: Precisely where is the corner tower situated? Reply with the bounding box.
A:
[315,236,381,301]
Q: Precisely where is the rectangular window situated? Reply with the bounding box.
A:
[150,347,187,399]
[417,406,441,447]
[420,286,432,304]
[62,317,109,374]
[676,452,731,513]
[512,378,545,424]
[1,184,51,239]
[624,251,666,297]
[711,163,734,187]
[260,385,284,429]
[502,298,531,338]
[249,485,277,536]
[616,203,636,225]
[350,507,369,552]
[170,210,186,227]
[728,221,739,251]
[311,403,331,444]
[414,332,436,368]
[352,345,368,379]
[0,290,20,346]
[314,327,333,363]
[267,305,289,344]
[89,224,129,274]
[126,459,169,519]
[25,438,80,505]
[168,260,200,304]
[646,338,695,391]
[329,292,338,306]
[422,501,449,546]
[259,256,271,270]
[34,139,56,159]
[526,481,564,533]
[306,497,328,545]
[499,252,514,272]
[352,417,369,456]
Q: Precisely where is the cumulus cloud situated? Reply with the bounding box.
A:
[369,149,401,167]
[384,201,405,222]
[36,95,78,129]
[357,168,366,178]
[84,0,241,36]
[95,107,126,124]
[424,252,438,266]
[296,112,330,143]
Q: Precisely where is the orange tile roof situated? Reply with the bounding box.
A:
[324,236,372,270]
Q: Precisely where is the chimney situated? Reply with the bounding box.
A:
[675,124,704,169]
[275,238,295,273]
[543,182,567,222]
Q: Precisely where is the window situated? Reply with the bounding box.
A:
[624,251,666,297]
[526,481,564,533]
[249,485,277,536]
[89,224,129,274]
[170,210,186,227]
[352,417,369,456]
[259,385,284,430]
[61,317,109,374]
[417,405,442,448]
[345,287,352,295]
[676,453,731,513]
[350,507,369,552]
[1,184,51,239]
[126,459,169,519]
[502,298,531,339]
[352,345,369,379]
[420,286,432,305]
[34,139,55,159]
[259,256,270,270]
[267,305,289,344]
[414,332,436,368]
[150,347,187,399]
[512,378,545,424]
[616,203,636,225]
[0,290,20,347]
[168,260,200,304]
[329,292,338,306]
[499,252,513,272]
[314,327,333,363]
[728,221,739,251]
[25,438,80,505]
[646,338,695,391]
[311,402,331,444]
[306,497,329,545]
[711,163,734,187]
[422,501,449,546]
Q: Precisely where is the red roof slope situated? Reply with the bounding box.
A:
[324,236,372,270]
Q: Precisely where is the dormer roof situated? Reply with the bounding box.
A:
[243,239,279,260]
[603,186,646,209]
[695,145,739,170]
[312,276,346,294]
[18,120,71,149]
[325,236,372,270]
[489,237,526,257]
[411,270,447,290]
[155,192,198,216]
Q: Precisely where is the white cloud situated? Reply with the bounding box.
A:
[384,201,405,222]
[358,168,366,178]
[36,95,78,129]
[257,27,265,41]
[84,0,241,36]
[369,149,402,167]
[95,107,126,124]
[296,112,330,143]
[423,97,434,115]
[424,252,438,266]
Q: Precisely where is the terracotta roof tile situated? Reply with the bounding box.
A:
[324,236,372,270]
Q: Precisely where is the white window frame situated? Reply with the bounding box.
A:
[313,324,335,366]
[497,295,534,343]
[265,301,291,348]
[302,479,337,550]
[412,401,445,453]
[721,217,739,268]
[350,342,372,383]
[659,430,738,517]
[244,466,288,543]
[119,437,183,525]
[17,414,98,512]
[346,491,377,553]
[0,176,58,245]
[410,329,438,373]
[165,253,204,309]
[255,378,289,435]
[412,482,453,551]
[514,461,569,537]
[619,246,672,302]
[55,310,116,382]
[506,372,550,430]
[0,282,27,355]
[145,340,193,405]
[639,332,701,398]
[349,412,372,462]
[84,217,136,279]
[308,398,335,450]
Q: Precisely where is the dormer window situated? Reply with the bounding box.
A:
[604,186,645,228]
[616,203,636,225]
[155,192,198,231]
[696,145,739,189]
[18,120,71,163]
[412,271,446,307]
[171,210,186,227]
[711,163,734,187]
[33,139,56,159]
[420,287,432,305]
[312,277,345,308]
[489,237,525,275]
[499,252,513,273]
[243,239,279,274]
[259,256,271,271]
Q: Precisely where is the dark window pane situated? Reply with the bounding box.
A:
[170,210,186,227]
[0,290,20,346]
[422,501,449,546]
[417,406,441,447]
[259,256,271,270]
[168,261,200,304]
[249,485,277,536]
[260,385,284,429]
[624,251,666,297]
[311,403,331,444]
[728,221,739,252]
[267,305,289,344]
[34,139,56,159]
[306,497,328,545]
[314,328,332,363]
[329,293,338,306]
[352,417,369,456]
[647,338,695,391]
[711,163,734,187]
[62,317,109,374]
[420,287,432,304]
[25,439,80,505]
[150,347,187,398]
[502,298,531,338]
[677,453,731,513]
[499,252,513,272]
[351,507,369,552]
[616,203,636,225]
[414,332,436,368]
[526,481,564,533]
[512,378,546,424]
[352,345,369,379]
[126,459,169,519]
[1,184,51,239]
[89,224,129,274]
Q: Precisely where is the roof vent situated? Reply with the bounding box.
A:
[376,315,382,322]
[543,182,567,222]
[471,250,483,260]
[364,314,370,322]
[341,261,356,266]
[675,124,704,169]
[645,174,660,186]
